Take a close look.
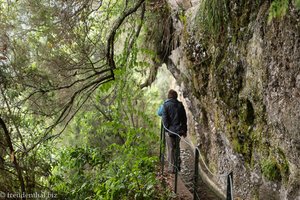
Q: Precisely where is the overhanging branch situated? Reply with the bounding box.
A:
[106,0,145,69]
[25,74,114,153]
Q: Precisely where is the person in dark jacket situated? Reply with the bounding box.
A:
[162,89,187,173]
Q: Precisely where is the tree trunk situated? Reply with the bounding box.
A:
[0,117,26,199]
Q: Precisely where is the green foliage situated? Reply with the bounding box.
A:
[48,54,166,199]
[1,0,171,198]
[50,123,163,199]
[296,0,300,8]
[199,0,229,41]
[261,157,282,181]
[268,0,289,22]
[261,149,290,182]
[94,143,159,200]
[49,146,106,199]
[268,0,300,22]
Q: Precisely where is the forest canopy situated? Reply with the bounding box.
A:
[0,0,172,199]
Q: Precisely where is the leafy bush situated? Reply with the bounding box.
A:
[261,149,290,182]
[268,0,289,22]
[268,0,300,22]
[261,157,281,181]
[48,76,167,199]
[49,141,164,199]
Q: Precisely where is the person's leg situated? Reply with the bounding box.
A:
[165,133,176,172]
[175,136,181,171]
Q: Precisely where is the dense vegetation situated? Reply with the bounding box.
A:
[0,0,170,199]
[1,0,298,199]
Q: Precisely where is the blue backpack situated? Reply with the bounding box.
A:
[157,104,164,116]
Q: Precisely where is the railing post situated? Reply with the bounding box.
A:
[159,121,163,161]
[193,148,199,200]
[174,135,180,193]
[160,121,165,175]
[226,171,233,200]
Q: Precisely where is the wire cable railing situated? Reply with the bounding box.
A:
[160,121,234,200]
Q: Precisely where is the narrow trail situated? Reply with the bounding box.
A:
[180,140,222,200]
[161,138,223,200]
[163,172,193,200]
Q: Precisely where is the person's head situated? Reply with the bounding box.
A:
[168,89,178,99]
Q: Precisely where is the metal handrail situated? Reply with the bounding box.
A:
[159,120,234,199]
[226,172,234,200]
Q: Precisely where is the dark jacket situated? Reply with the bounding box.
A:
[162,98,187,136]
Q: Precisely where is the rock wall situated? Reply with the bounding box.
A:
[165,0,300,199]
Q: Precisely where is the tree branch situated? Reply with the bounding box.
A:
[0,86,27,152]
[125,2,145,61]
[106,0,145,69]
[20,68,112,105]
[0,117,26,198]
[25,74,114,153]
[140,61,161,88]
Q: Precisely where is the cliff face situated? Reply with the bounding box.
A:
[165,0,300,199]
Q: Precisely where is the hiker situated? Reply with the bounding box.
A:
[162,89,187,173]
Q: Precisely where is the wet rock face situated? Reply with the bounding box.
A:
[165,0,300,199]
[264,12,300,163]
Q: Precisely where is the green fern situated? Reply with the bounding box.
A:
[200,0,229,40]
